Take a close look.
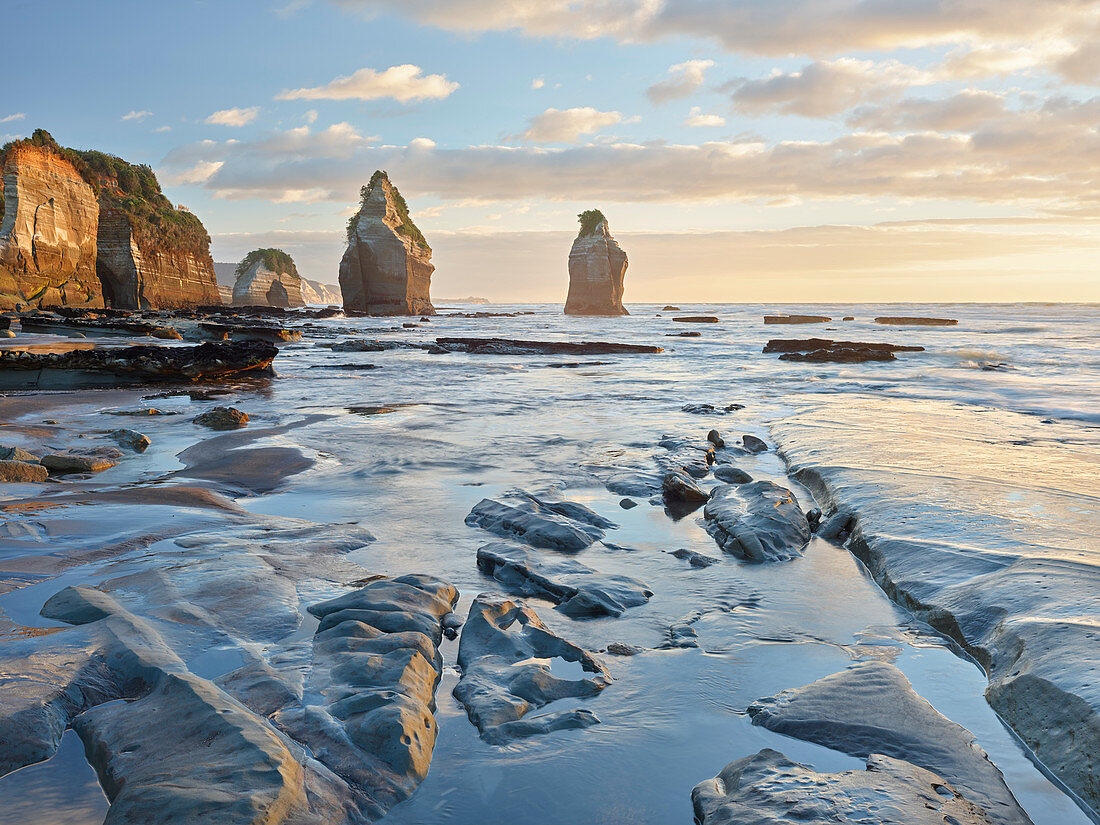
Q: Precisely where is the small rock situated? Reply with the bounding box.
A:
[806,507,822,528]
[41,452,119,474]
[0,460,49,482]
[0,330,14,338]
[619,498,638,510]
[714,465,752,484]
[194,407,249,430]
[742,434,768,453]
[109,429,151,453]
[606,642,644,656]
[670,548,718,567]
[706,429,724,449]
[662,471,709,502]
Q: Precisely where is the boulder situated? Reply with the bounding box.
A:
[747,662,1032,825]
[564,211,628,316]
[703,481,810,561]
[453,593,609,744]
[465,495,611,552]
[193,406,249,430]
[692,749,992,825]
[0,138,103,310]
[108,428,150,452]
[41,449,121,474]
[0,460,48,482]
[0,445,40,462]
[340,171,434,316]
[231,250,305,308]
[714,465,752,484]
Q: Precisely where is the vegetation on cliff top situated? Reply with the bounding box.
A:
[346,170,430,251]
[235,248,300,281]
[0,129,211,257]
[577,209,607,237]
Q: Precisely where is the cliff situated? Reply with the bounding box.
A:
[231,248,304,307]
[565,210,628,316]
[339,170,434,315]
[300,278,340,304]
[78,150,220,309]
[0,139,104,310]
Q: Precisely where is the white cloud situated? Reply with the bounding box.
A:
[511,107,625,143]
[683,106,725,127]
[849,90,1007,132]
[532,78,545,89]
[152,125,172,133]
[205,107,261,127]
[122,110,152,122]
[162,160,225,186]
[276,64,459,103]
[0,113,25,124]
[646,59,715,104]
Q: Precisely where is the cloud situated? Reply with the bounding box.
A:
[205,107,261,127]
[162,160,225,186]
[511,107,625,143]
[276,64,459,103]
[152,125,172,133]
[531,78,545,89]
[728,58,931,118]
[159,95,1100,216]
[849,90,1007,132]
[646,59,715,104]
[0,113,25,124]
[122,110,152,122]
[683,107,725,127]
[304,109,319,124]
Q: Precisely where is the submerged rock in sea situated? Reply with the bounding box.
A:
[193,406,249,430]
[763,314,832,324]
[692,748,992,825]
[673,316,719,323]
[0,340,278,389]
[340,171,434,316]
[765,337,925,363]
[875,316,958,326]
[564,210,628,316]
[466,494,614,552]
[476,542,652,617]
[435,337,662,355]
[704,481,810,561]
[453,593,610,744]
[747,662,1033,825]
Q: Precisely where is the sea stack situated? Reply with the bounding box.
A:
[231,249,305,307]
[339,170,434,315]
[0,131,104,310]
[565,209,628,316]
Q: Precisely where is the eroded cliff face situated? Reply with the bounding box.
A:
[565,219,628,316]
[96,215,221,309]
[232,260,304,307]
[300,278,340,305]
[0,144,104,310]
[339,174,434,316]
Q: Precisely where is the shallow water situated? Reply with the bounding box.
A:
[0,302,1096,824]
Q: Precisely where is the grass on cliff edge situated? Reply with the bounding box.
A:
[0,129,211,258]
[577,209,607,237]
[235,248,301,281]
[346,170,430,251]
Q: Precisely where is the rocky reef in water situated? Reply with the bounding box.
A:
[0,133,103,310]
[231,249,305,308]
[0,129,221,310]
[339,170,434,316]
[565,209,628,316]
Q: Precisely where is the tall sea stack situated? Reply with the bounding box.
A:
[232,248,304,307]
[339,170,434,315]
[0,134,104,310]
[565,209,628,316]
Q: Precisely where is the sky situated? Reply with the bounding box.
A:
[5,0,1100,302]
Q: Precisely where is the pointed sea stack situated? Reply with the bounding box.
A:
[0,131,104,310]
[339,170,434,315]
[231,248,304,307]
[565,209,628,316]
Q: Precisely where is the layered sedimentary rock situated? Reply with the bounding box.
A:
[564,212,628,316]
[340,171,434,316]
[301,278,340,304]
[96,214,221,309]
[0,142,103,309]
[232,251,304,308]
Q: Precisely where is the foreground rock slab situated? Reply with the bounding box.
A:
[453,593,610,744]
[0,340,278,389]
[466,494,613,552]
[692,748,992,825]
[703,481,810,561]
[748,662,1032,825]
